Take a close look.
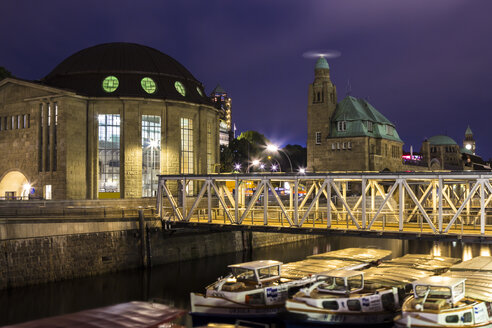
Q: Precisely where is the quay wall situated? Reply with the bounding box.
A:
[0,217,316,290]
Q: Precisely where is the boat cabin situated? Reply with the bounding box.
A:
[228,260,282,286]
[412,276,466,306]
[314,269,364,294]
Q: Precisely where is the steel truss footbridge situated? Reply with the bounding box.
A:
[156,172,492,243]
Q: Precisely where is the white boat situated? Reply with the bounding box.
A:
[191,260,315,318]
[190,248,392,320]
[285,269,399,325]
[395,273,492,327]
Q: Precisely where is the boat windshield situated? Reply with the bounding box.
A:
[348,275,363,290]
[231,267,257,283]
[318,274,363,292]
[258,265,279,280]
[415,285,452,299]
[318,277,347,292]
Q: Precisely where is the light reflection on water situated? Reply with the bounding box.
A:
[0,235,490,326]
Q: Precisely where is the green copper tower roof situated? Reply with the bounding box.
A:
[465,125,473,135]
[315,57,330,69]
[427,135,457,146]
[329,96,402,143]
[212,84,226,94]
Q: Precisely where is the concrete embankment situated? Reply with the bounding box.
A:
[0,200,317,289]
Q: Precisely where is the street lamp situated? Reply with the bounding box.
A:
[266,144,293,172]
[234,163,241,172]
[247,159,261,173]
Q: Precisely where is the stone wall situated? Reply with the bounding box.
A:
[0,223,318,290]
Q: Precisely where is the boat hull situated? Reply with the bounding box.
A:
[284,309,395,326]
[190,292,283,318]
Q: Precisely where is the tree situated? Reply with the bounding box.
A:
[219,130,307,173]
[0,66,12,80]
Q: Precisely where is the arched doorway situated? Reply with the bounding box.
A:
[0,171,30,200]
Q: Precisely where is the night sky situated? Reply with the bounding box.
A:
[2,1,492,159]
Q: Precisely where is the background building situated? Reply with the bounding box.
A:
[0,42,219,200]
[210,84,233,146]
[307,57,404,172]
[420,128,490,171]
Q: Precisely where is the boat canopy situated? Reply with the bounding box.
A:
[316,269,364,279]
[443,256,492,302]
[229,260,282,284]
[412,276,466,304]
[5,301,185,328]
[228,260,283,270]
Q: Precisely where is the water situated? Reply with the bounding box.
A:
[0,236,490,326]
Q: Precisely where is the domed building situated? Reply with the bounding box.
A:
[0,43,219,200]
[420,135,462,170]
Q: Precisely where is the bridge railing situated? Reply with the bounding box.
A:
[156,172,492,236]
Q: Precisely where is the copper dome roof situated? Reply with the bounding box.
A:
[42,42,210,104]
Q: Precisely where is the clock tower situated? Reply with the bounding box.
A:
[463,125,476,155]
[307,57,337,171]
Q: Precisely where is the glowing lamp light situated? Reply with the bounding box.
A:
[252,159,260,166]
[234,163,241,170]
[465,144,472,150]
[260,164,265,169]
[271,164,278,171]
[266,144,279,152]
[149,139,158,148]
[23,183,31,191]
[299,168,306,174]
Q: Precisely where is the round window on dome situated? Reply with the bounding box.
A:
[175,81,186,96]
[196,87,204,97]
[102,76,119,93]
[141,77,156,94]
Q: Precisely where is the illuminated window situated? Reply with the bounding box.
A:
[46,104,50,171]
[102,76,119,93]
[337,121,346,132]
[98,114,120,195]
[39,104,43,171]
[181,118,194,194]
[53,103,58,171]
[342,142,346,149]
[315,132,321,144]
[332,143,336,150]
[142,115,161,197]
[141,77,156,94]
[207,120,213,173]
[197,87,204,97]
[175,81,186,96]
[367,121,373,132]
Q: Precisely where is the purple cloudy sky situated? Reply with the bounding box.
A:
[1,1,492,159]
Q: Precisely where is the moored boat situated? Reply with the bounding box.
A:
[285,269,399,326]
[395,256,492,328]
[191,260,314,319]
[190,248,392,321]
